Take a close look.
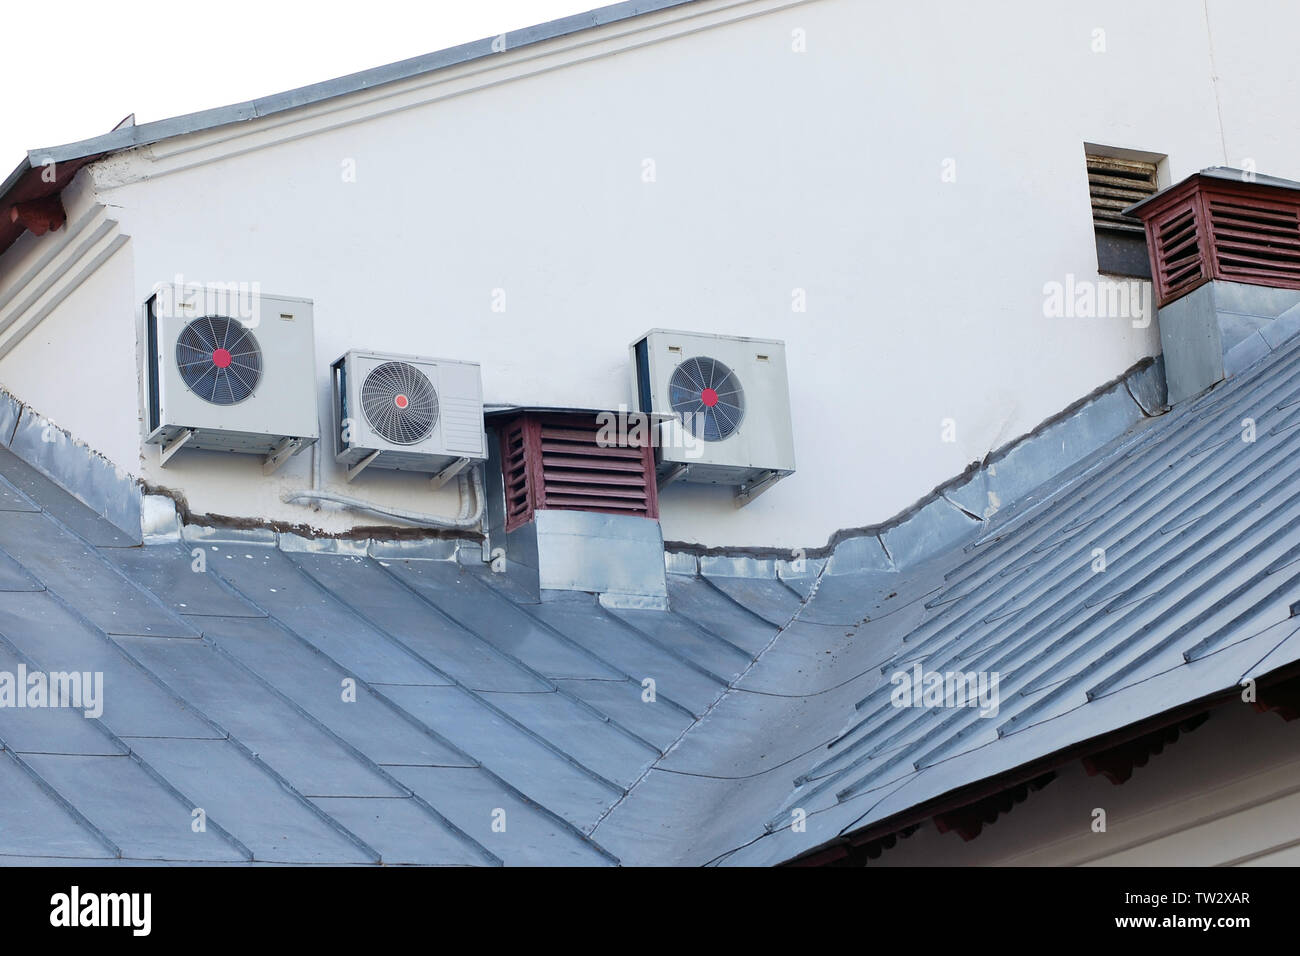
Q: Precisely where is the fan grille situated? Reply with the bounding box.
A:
[361,361,439,445]
[175,317,262,405]
[669,356,745,441]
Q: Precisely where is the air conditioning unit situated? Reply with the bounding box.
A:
[629,329,795,504]
[143,283,319,473]
[332,350,486,483]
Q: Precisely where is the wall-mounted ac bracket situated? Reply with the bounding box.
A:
[735,470,783,507]
[263,437,307,475]
[158,429,194,467]
[431,456,472,489]
[658,463,690,488]
[345,449,382,483]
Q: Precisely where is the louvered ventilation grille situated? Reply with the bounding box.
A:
[499,414,658,532]
[1133,175,1300,307]
[1150,195,1207,304]
[500,419,534,532]
[1088,155,1159,234]
[1206,195,1300,286]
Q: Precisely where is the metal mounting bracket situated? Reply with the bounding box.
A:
[734,471,783,507]
[345,450,382,483]
[658,463,690,488]
[430,457,473,489]
[263,437,306,476]
[159,429,194,467]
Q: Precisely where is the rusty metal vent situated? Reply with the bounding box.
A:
[1130,172,1300,307]
[1206,194,1300,286]
[498,413,658,532]
[1149,194,1208,304]
[1087,155,1159,234]
[500,418,533,532]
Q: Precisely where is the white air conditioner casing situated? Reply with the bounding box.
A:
[143,283,319,468]
[630,329,795,495]
[332,349,486,477]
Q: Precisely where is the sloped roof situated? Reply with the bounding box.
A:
[4,315,1300,864]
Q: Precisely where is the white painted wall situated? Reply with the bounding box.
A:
[0,0,1295,547]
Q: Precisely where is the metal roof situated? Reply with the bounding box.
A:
[1123,166,1300,217]
[0,0,702,258]
[5,305,1300,864]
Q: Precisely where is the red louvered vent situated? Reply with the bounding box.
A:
[1206,194,1300,287]
[1149,194,1207,305]
[500,418,535,533]
[1133,172,1300,307]
[498,413,658,533]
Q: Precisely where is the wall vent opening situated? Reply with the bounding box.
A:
[1087,152,1161,278]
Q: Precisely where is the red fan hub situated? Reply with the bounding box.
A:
[211,348,232,369]
[394,394,409,409]
[700,387,719,407]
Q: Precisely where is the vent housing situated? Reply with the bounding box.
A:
[630,329,795,503]
[333,350,486,480]
[143,283,319,469]
[1129,168,1300,307]
[496,411,657,533]
[1128,168,1300,405]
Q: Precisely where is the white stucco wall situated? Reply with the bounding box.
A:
[0,0,1294,548]
[0,242,137,468]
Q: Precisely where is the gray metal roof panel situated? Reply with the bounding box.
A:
[662,574,781,656]
[376,683,621,832]
[23,752,248,862]
[0,510,191,636]
[121,736,377,864]
[104,543,265,618]
[551,677,697,751]
[183,615,475,769]
[0,644,123,756]
[523,598,728,716]
[4,306,1300,864]
[198,546,456,684]
[475,689,660,788]
[112,635,406,799]
[290,554,557,691]
[606,605,755,679]
[0,592,218,739]
[378,558,627,681]
[306,796,492,866]
[389,765,613,866]
[0,754,116,860]
[0,547,40,591]
[696,569,805,627]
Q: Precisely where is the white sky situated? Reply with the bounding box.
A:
[0,0,600,170]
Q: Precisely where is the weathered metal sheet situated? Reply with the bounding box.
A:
[2,307,1300,867]
[0,755,115,859]
[23,751,248,862]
